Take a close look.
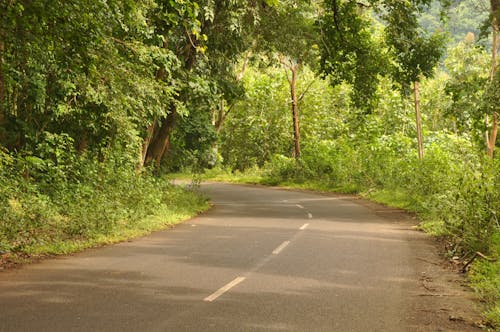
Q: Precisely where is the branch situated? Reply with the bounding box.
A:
[298,79,316,102]
[224,103,236,118]
[461,251,497,273]
[332,0,341,33]
[279,55,292,84]
[236,52,251,82]
[356,2,370,8]
[109,37,138,53]
[185,27,197,50]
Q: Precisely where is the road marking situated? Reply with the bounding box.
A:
[307,213,313,219]
[204,277,246,302]
[272,241,290,255]
[296,204,304,209]
[300,223,309,230]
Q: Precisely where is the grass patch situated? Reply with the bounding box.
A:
[366,189,418,211]
[1,173,209,267]
[469,234,500,330]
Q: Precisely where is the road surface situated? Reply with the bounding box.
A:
[0,183,480,331]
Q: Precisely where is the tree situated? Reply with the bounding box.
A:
[444,34,490,140]
[318,0,388,113]
[383,0,446,159]
[485,0,500,157]
[258,0,319,159]
[0,0,172,165]
[142,0,274,169]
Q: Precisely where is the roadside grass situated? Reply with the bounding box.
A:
[180,167,499,329]
[169,167,264,184]
[0,177,209,267]
[468,235,500,330]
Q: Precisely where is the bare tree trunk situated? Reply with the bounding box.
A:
[488,113,498,158]
[486,1,499,158]
[491,19,498,82]
[144,105,177,168]
[0,35,5,124]
[279,56,303,159]
[290,64,301,159]
[236,53,250,82]
[414,81,424,160]
[214,99,225,134]
[139,120,157,168]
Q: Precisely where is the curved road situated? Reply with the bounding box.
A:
[0,183,480,331]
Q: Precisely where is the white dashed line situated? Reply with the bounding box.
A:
[204,277,246,302]
[300,223,309,230]
[272,241,291,255]
[307,213,313,219]
[296,204,304,209]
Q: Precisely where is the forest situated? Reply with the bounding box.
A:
[0,0,499,327]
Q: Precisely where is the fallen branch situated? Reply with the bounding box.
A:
[461,251,497,273]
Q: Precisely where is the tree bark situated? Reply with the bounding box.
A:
[279,56,302,160]
[488,113,498,158]
[0,34,5,124]
[491,19,498,82]
[139,120,157,168]
[144,105,177,168]
[486,3,499,158]
[214,99,226,134]
[290,63,301,159]
[414,81,424,160]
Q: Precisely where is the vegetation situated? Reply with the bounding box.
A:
[0,0,499,327]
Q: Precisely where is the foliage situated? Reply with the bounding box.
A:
[219,66,291,170]
[318,1,388,110]
[383,0,447,91]
[469,232,500,329]
[0,0,499,326]
[444,37,490,133]
[0,152,208,256]
[419,0,490,46]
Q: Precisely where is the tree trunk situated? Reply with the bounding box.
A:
[214,99,226,134]
[0,35,5,123]
[144,105,177,168]
[488,113,498,158]
[290,64,301,159]
[487,1,499,158]
[491,18,498,82]
[139,120,157,168]
[414,81,424,160]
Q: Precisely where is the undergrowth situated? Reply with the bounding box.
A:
[0,152,209,265]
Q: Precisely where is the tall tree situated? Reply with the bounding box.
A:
[143,0,273,169]
[0,0,172,162]
[258,0,318,159]
[383,0,446,159]
[485,0,500,157]
[318,0,388,114]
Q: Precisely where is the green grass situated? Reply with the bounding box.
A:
[1,181,209,266]
[169,167,265,184]
[468,234,500,330]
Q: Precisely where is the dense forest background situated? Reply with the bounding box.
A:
[0,0,499,327]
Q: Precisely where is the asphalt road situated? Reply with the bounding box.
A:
[0,183,480,331]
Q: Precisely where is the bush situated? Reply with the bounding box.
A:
[0,150,207,256]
